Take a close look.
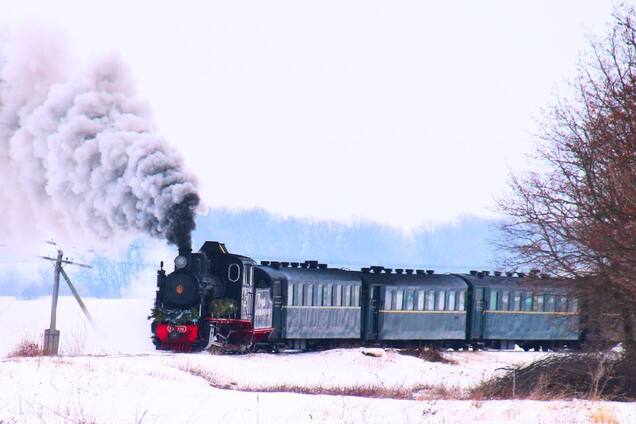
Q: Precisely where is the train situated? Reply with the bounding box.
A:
[150,241,581,353]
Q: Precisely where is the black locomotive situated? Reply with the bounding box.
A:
[150,241,581,352]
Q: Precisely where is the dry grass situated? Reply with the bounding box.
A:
[398,347,457,364]
[178,364,448,400]
[469,353,636,401]
[589,406,619,424]
[252,383,421,399]
[7,337,43,358]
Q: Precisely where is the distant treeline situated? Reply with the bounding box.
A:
[1,209,499,298]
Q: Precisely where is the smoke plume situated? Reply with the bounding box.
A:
[0,29,199,250]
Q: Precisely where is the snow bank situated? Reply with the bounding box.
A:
[2,297,635,423]
[0,296,154,356]
[1,355,635,424]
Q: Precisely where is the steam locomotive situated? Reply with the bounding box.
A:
[150,241,581,352]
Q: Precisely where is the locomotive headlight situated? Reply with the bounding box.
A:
[174,255,187,269]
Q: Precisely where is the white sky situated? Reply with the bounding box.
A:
[0,0,624,230]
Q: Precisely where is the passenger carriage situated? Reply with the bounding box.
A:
[460,272,580,350]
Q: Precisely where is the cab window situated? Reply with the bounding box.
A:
[228,263,241,283]
[243,264,253,286]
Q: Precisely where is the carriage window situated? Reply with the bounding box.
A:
[323,285,332,306]
[334,285,342,306]
[384,288,393,310]
[304,284,313,306]
[457,291,466,311]
[343,285,352,307]
[557,296,568,312]
[436,291,446,311]
[287,283,294,306]
[295,284,303,306]
[417,290,425,310]
[395,290,404,310]
[447,290,456,311]
[405,290,415,310]
[425,291,435,310]
[568,298,578,313]
[316,285,323,306]
[512,292,522,311]
[501,290,510,311]
[533,295,544,312]
[489,291,498,310]
[545,295,556,312]
[352,286,360,307]
[523,292,533,311]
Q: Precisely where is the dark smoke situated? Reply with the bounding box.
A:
[164,192,200,251]
[0,29,201,248]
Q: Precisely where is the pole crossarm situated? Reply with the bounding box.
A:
[38,255,92,269]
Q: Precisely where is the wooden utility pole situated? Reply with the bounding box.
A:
[41,247,92,355]
[43,250,63,354]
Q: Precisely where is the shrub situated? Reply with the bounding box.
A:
[470,353,635,401]
[7,337,43,358]
[399,347,457,364]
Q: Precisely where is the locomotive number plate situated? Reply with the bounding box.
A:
[167,325,188,334]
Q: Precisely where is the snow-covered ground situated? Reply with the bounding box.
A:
[1,297,635,423]
[0,296,154,356]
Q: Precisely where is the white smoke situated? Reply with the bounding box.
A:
[0,28,199,249]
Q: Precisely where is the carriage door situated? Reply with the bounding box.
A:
[366,286,381,340]
[271,279,283,338]
[472,288,485,340]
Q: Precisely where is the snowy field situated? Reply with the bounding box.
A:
[1,297,635,423]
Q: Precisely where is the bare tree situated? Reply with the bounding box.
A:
[499,7,636,357]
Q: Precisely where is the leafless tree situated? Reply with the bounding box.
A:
[499,7,636,357]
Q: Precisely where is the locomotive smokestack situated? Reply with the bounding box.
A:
[165,192,199,252]
[178,247,192,257]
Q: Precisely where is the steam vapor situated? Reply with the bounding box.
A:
[0,29,199,250]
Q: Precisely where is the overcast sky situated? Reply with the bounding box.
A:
[0,1,624,230]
